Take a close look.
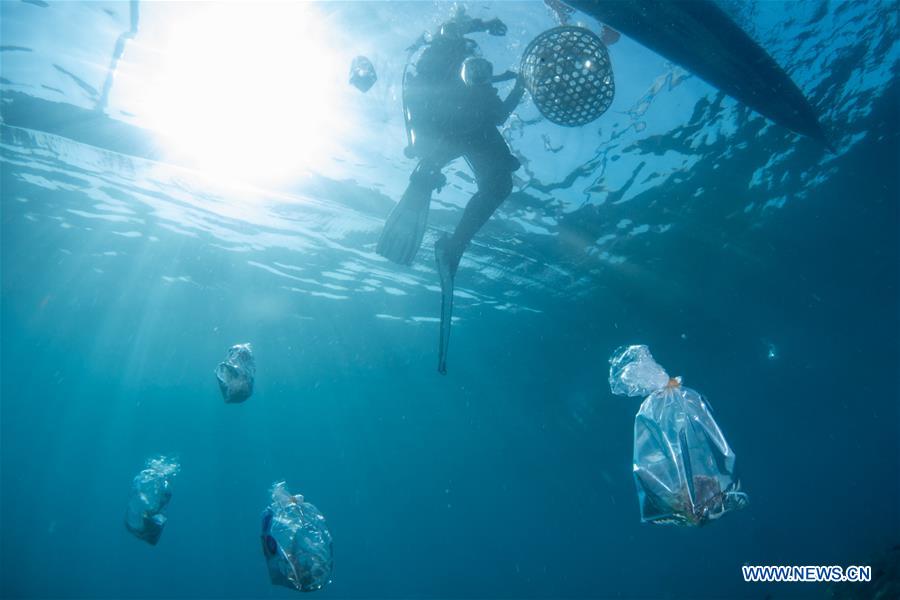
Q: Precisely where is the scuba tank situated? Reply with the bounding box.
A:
[401,35,480,158]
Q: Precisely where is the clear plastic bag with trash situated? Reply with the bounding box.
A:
[124,456,180,545]
[349,55,377,92]
[215,343,255,403]
[261,481,334,593]
[609,345,748,526]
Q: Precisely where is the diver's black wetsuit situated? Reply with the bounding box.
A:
[405,22,524,275]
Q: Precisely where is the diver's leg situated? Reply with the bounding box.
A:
[408,157,448,200]
[440,129,519,275]
[433,130,516,374]
[377,154,452,265]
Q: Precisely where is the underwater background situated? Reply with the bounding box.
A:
[1,1,898,598]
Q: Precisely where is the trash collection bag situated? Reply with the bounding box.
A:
[261,481,334,593]
[349,55,377,92]
[124,456,180,545]
[215,343,255,403]
[609,345,748,526]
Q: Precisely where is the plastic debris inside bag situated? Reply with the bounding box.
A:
[349,55,377,92]
[124,456,180,545]
[215,343,255,403]
[609,345,748,526]
[261,481,334,593]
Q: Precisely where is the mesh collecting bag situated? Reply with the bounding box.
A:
[609,345,748,526]
[520,26,615,126]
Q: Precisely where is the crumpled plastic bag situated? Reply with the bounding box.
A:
[261,481,334,593]
[124,456,180,544]
[349,55,377,92]
[609,345,748,526]
[215,343,255,403]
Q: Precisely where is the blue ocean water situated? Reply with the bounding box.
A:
[1,1,898,598]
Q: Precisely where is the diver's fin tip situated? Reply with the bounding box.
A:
[435,234,455,379]
[377,186,431,266]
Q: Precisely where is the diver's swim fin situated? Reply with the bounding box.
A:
[376,183,431,265]
[435,235,455,375]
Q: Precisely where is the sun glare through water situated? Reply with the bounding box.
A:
[131,3,350,184]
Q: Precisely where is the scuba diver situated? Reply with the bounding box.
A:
[374,2,827,375]
[376,8,526,374]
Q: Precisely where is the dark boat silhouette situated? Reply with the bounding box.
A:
[567,0,829,145]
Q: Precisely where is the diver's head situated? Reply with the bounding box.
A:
[440,21,463,40]
[461,57,493,87]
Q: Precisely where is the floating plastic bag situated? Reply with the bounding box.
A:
[215,343,255,403]
[124,456,180,545]
[261,482,334,593]
[349,55,377,93]
[609,345,748,526]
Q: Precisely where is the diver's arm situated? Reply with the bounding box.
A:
[496,76,526,124]
[458,17,507,36]
[432,16,506,41]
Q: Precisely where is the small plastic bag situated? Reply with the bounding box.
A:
[124,456,180,545]
[215,343,255,403]
[261,482,334,593]
[349,56,377,92]
[609,345,748,526]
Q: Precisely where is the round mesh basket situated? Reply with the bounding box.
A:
[520,26,615,127]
